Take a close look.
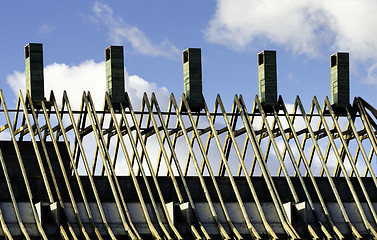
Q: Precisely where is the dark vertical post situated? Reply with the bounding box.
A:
[331,52,349,107]
[25,43,44,102]
[106,46,126,108]
[183,48,204,111]
[258,50,277,106]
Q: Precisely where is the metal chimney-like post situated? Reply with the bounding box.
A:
[183,48,204,111]
[25,43,45,102]
[258,50,277,106]
[106,46,126,108]
[331,52,349,107]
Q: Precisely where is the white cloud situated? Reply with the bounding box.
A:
[38,24,55,35]
[206,0,377,61]
[91,2,179,60]
[6,60,170,110]
[364,62,377,84]
[126,74,169,109]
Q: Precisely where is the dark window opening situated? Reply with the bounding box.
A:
[331,55,337,67]
[258,53,264,66]
[183,50,189,64]
[42,205,53,224]
[25,45,30,59]
[105,48,111,61]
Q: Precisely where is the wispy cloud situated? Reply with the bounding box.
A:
[38,23,55,35]
[91,2,180,60]
[364,62,377,84]
[205,0,377,62]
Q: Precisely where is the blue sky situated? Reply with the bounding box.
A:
[2,0,377,110]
